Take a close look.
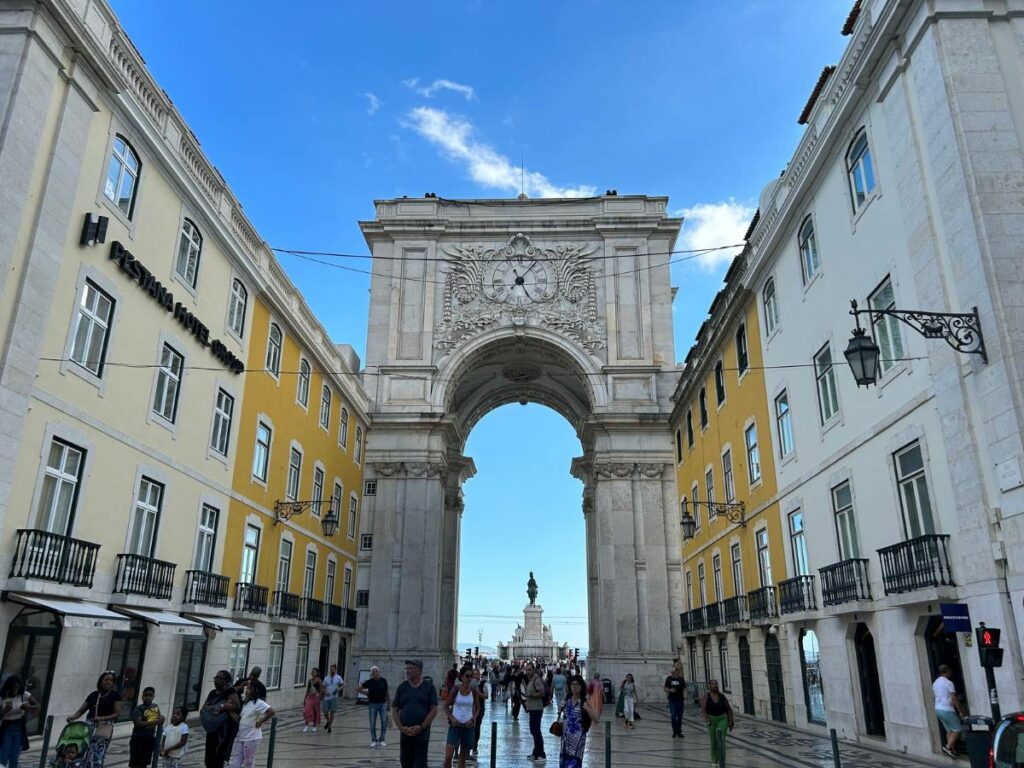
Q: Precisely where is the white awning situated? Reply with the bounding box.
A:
[5,594,131,631]
[184,614,254,636]
[112,607,204,635]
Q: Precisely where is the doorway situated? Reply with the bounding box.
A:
[765,633,787,722]
[924,615,967,746]
[336,637,347,676]
[738,635,754,715]
[174,636,207,712]
[318,635,331,677]
[854,622,886,737]
[1,608,60,734]
[107,620,148,722]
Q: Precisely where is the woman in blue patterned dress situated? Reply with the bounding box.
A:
[557,675,600,768]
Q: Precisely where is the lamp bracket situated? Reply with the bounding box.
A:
[274,500,320,524]
[689,500,746,526]
[850,303,987,364]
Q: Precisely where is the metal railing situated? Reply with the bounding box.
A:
[722,594,746,624]
[819,558,872,606]
[185,570,230,607]
[9,529,100,587]
[344,608,357,629]
[234,582,268,614]
[778,575,817,614]
[690,607,707,632]
[114,553,176,599]
[705,601,723,628]
[300,596,324,623]
[747,585,778,622]
[272,590,300,619]
[878,534,954,595]
[327,603,343,627]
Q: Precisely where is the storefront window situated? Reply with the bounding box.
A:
[1,608,60,734]
[107,620,148,722]
[800,629,826,725]
[174,636,207,712]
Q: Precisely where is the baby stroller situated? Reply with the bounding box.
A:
[49,721,92,768]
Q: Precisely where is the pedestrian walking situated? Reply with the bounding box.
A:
[67,670,122,768]
[228,682,274,768]
[663,663,687,738]
[357,666,390,748]
[392,660,439,768]
[555,675,599,768]
[239,669,266,704]
[469,668,487,760]
[700,679,734,768]
[159,707,189,768]
[0,675,38,768]
[127,686,164,768]
[443,669,479,768]
[321,664,344,734]
[932,664,967,758]
[524,663,548,762]
[619,674,639,729]
[199,670,240,768]
[302,668,323,733]
[552,667,567,706]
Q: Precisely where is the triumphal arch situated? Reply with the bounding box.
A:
[353,195,684,691]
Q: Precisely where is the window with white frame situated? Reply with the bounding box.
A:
[846,129,876,212]
[730,543,743,595]
[705,468,715,519]
[831,481,860,559]
[296,359,310,407]
[228,640,249,686]
[286,447,302,501]
[193,504,218,572]
[355,590,369,608]
[714,361,726,405]
[894,441,936,538]
[722,450,735,503]
[364,480,377,496]
[34,438,85,535]
[697,562,706,607]
[814,344,839,424]
[294,633,309,686]
[325,559,336,604]
[303,550,316,598]
[870,277,904,374]
[691,483,700,529]
[152,343,184,423]
[685,409,694,448]
[339,408,349,448]
[360,534,374,550]
[240,524,259,584]
[775,390,794,459]
[343,566,352,608]
[228,279,247,338]
[312,466,324,517]
[719,639,731,692]
[70,280,114,376]
[685,570,693,610]
[699,388,709,428]
[320,385,331,429]
[348,495,358,538]
[798,216,820,284]
[756,528,772,587]
[712,553,723,602]
[745,423,761,484]
[253,421,271,481]
[276,538,292,594]
[762,278,779,335]
[175,219,202,288]
[331,481,342,518]
[789,509,809,576]
[129,477,163,557]
[266,323,282,376]
[267,631,284,689]
[354,426,363,464]
[210,388,234,456]
[735,324,749,374]
[104,135,140,218]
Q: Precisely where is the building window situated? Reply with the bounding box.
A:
[348,495,358,538]
[798,216,820,284]
[705,469,715,519]
[152,343,184,423]
[831,481,860,559]
[210,388,234,456]
[129,477,163,557]
[847,129,876,212]
[719,640,731,693]
[722,450,735,503]
[343,567,353,609]
[685,571,693,610]
[775,391,794,459]
[703,640,712,686]
[756,528,772,587]
[302,550,316,598]
[319,386,331,429]
[789,510,809,576]
[691,483,700,529]
[104,135,140,218]
[311,467,324,517]
[699,388,708,428]
[712,553,723,602]
[675,429,683,463]
[339,408,350,448]
[70,280,114,376]
[228,279,247,338]
[870,277,904,374]
[286,447,302,501]
[276,539,292,595]
[325,559,336,604]
[293,633,309,686]
[192,504,218,572]
[252,422,271,481]
[266,323,282,376]
[762,278,779,335]
[894,441,936,538]
[745,424,761,484]
[240,524,259,584]
[354,427,363,464]
[730,543,743,595]
[364,480,377,496]
[735,324,749,374]
[296,359,311,407]
[714,361,726,405]
[360,534,374,550]
[267,631,284,690]
[34,438,85,535]
[175,219,202,288]
[331,481,342,519]
[685,410,694,448]
[356,590,369,608]
[228,640,250,686]
[697,562,706,607]
[814,344,839,424]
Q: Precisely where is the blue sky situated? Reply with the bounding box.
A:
[111,0,853,649]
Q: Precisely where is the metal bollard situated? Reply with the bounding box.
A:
[266,716,278,768]
[604,719,611,768]
[490,721,497,768]
[38,715,54,768]
[830,727,842,768]
[149,724,163,768]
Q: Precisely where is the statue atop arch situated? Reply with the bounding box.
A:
[527,571,539,606]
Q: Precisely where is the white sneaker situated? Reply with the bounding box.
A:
[379,740,386,747]
[303,726,309,733]
[370,741,377,748]
[311,727,317,733]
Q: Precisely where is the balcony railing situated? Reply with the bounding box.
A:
[327,603,343,627]
[690,607,706,632]
[234,583,268,614]
[705,601,723,628]
[114,554,176,600]
[878,534,954,595]
[747,586,778,621]
[272,591,300,619]
[344,608,357,629]
[779,575,817,614]
[10,529,100,588]
[722,595,746,624]
[819,558,872,606]
[300,597,324,623]
[185,570,230,608]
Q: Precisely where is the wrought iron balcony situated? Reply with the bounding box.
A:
[114,554,176,599]
[878,534,954,595]
[779,575,817,614]
[300,596,324,623]
[705,601,723,628]
[690,607,707,632]
[10,529,100,588]
[234,583,268,614]
[722,595,747,624]
[272,590,300,619]
[747,585,778,621]
[185,570,230,608]
[327,603,343,627]
[344,607,357,629]
[819,558,872,606]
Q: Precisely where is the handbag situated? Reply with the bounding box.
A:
[92,720,114,740]
[549,718,563,737]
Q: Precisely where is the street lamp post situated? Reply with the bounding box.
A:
[273,500,340,537]
[680,500,746,542]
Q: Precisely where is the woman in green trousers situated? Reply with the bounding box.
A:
[700,679,734,768]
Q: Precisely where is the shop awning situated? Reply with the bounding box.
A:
[4,593,131,631]
[184,614,254,637]
[111,607,204,635]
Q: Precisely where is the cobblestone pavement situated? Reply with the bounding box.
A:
[23,697,952,767]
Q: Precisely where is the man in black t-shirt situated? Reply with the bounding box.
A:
[664,666,687,738]
[391,660,438,768]
[358,666,390,747]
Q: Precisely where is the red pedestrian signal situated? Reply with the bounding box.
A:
[976,624,1004,667]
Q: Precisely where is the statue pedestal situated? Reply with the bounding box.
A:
[523,604,544,638]
[507,603,560,661]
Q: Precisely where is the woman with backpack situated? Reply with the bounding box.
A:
[199,670,240,768]
[555,675,599,768]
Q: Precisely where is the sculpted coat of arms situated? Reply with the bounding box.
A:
[434,232,606,354]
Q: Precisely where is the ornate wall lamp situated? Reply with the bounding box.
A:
[680,500,746,541]
[273,500,339,537]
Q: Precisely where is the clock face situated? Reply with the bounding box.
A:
[485,258,555,305]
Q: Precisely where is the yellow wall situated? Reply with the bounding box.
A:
[672,296,786,608]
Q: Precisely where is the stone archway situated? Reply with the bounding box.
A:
[354,196,684,693]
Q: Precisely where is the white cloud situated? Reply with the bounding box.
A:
[676,199,755,270]
[364,92,380,115]
[402,77,476,101]
[403,107,596,198]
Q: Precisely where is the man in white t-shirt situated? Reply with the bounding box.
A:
[230,690,275,768]
[160,706,189,768]
[322,664,345,734]
[933,664,966,758]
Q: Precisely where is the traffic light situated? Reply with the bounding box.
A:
[575,647,580,659]
[976,625,1004,668]
[474,646,479,658]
